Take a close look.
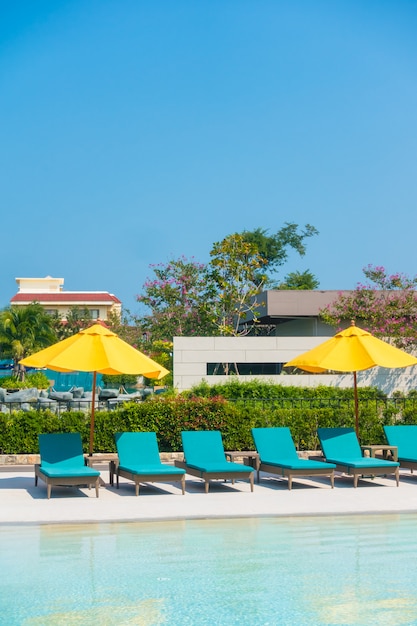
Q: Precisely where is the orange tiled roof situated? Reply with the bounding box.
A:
[10,292,121,304]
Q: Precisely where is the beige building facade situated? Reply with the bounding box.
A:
[10,276,122,321]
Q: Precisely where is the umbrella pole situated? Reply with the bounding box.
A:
[353,371,359,439]
[89,371,97,456]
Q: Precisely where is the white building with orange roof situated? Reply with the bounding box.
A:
[10,276,121,321]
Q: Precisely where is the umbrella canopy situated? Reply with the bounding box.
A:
[20,324,169,454]
[285,323,417,437]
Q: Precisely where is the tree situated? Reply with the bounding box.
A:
[279,270,320,290]
[135,223,320,342]
[241,223,319,287]
[0,304,57,378]
[320,265,417,350]
[50,306,94,340]
[209,233,268,335]
[106,308,143,347]
[136,256,218,341]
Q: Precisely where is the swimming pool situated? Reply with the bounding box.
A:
[1,514,417,625]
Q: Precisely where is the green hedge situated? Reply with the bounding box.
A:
[1,391,416,454]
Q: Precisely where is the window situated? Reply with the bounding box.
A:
[90,309,100,319]
[207,363,283,376]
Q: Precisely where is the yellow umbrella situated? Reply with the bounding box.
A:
[20,323,169,454]
[285,322,417,437]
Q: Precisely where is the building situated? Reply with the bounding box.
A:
[244,289,351,336]
[10,276,122,321]
[173,290,417,395]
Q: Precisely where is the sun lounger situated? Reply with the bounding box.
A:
[35,433,101,499]
[114,432,185,495]
[175,430,254,493]
[317,427,400,487]
[251,427,336,489]
[384,425,417,473]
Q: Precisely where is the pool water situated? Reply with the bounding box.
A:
[1,514,417,625]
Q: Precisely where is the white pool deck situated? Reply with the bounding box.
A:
[2,463,417,525]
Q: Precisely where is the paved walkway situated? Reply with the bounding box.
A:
[2,464,417,525]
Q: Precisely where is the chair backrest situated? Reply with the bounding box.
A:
[317,427,362,458]
[384,425,417,459]
[38,433,85,468]
[181,431,226,465]
[115,432,161,466]
[252,427,298,461]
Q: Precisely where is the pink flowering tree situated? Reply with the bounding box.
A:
[136,256,218,341]
[320,265,417,350]
[136,239,268,340]
[136,224,319,341]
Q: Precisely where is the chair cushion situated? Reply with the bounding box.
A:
[326,456,399,469]
[181,431,227,466]
[119,464,185,476]
[115,432,162,466]
[39,433,86,469]
[397,456,417,464]
[40,466,100,478]
[318,428,363,459]
[261,458,336,470]
[252,427,299,461]
[384,426,417,461]
[187,461,253,474]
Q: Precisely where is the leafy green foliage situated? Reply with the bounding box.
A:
[241,224,319,287]
[2,384,417,454]
[279,270,319,290]
[0,304,57,378]
[135,223,319,342]
[0,371,50,389]
[209,233,268,335]
[101,374,138,388]
[50,306,93,340]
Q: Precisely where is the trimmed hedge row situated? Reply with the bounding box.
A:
[1,394,416,454]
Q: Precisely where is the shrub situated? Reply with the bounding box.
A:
[1,381,416,455]
[0,371,50,390]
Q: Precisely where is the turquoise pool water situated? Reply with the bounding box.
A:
[1,514,417,625]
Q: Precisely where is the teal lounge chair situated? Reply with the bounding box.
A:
[251,427,336,489]
[175,430,254,493]
[317,427,400,488]
[35,433,101,499]
[384,425,417,473]
[114,432,186,495]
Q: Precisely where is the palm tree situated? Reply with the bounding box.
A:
[0,303,57,379]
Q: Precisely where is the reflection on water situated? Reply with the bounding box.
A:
[1,515,417,625]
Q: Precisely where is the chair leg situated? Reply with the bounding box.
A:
[330,473,334,489]
[395,467,400,487]
[181,475,185,495]
[249,473,254,492]
[205,480,210,493]
[135,480,140,496]
[288,475,293,490]
[354,474,359,488]
[95,479,99,498]
[47,484,52,499]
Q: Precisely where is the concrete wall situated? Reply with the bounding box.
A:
[173,336,417,395]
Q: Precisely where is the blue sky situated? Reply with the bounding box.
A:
[2,1,417,313]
